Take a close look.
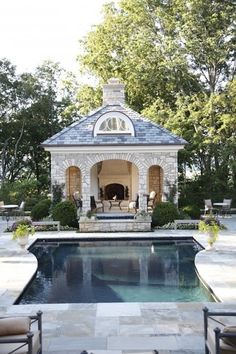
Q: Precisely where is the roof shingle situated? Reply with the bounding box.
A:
[42,104,187,146]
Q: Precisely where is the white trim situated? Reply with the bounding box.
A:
[94,111,135,136]
[44,145,184,153]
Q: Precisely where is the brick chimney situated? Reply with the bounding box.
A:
[103,78,125,105]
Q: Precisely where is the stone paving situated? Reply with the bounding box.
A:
[0,216,236,353]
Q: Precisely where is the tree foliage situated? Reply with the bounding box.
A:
[0,59,80,189]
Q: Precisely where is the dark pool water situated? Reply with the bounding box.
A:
[16,239,214,304]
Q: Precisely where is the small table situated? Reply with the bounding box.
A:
[108,200,122,210]
[0,204,18,223]
[213,203,228,216]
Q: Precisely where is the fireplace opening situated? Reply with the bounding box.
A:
[105,183,125,200]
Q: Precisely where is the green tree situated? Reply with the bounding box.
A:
[0,60,80,189]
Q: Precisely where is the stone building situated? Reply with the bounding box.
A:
[42,79,186,213]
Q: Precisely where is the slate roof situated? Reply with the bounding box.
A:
[42,104,187,147]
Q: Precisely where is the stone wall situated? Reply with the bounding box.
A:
[79,219,151,232]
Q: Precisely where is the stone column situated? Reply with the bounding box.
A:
[81,166,91,212]
[51,153,67,199]
[162,153,178,203]
[138,167,148,211]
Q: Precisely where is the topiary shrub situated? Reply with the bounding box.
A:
[152,202,179,227]
[52,200,78,227]
[181,205,201,219]
[31,199,51,221]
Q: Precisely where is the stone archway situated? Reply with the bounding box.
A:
[91,159,139,201]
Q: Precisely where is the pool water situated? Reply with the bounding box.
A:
[16,239,214,304]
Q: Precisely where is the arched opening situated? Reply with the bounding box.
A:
[148,165,163,203]
[90,159,139,205]
[66,166,81,198]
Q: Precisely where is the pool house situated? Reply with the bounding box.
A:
[42,78,186,215]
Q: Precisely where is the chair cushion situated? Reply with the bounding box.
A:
[149,191,156,199]
[129,202,136,209]
[222,326,236,347]
[0,331,40,354]
[207,326,236,354]
[0,317,30,336]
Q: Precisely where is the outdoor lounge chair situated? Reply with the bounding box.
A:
[0,310,42,354]
[203,306,236,354]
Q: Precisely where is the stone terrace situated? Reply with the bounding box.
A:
[0,217,236,354]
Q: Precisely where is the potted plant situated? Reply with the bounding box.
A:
[199,215,221,250]
[12,221,35,248]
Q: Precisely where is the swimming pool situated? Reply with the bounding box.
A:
[16,238,214,304]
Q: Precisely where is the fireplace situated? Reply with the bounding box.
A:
[105,183,124,200]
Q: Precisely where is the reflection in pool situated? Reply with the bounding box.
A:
[16,239,214,304]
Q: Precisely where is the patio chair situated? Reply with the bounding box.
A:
[222,199,232,217]
[0,310,42,354]
[0,201,4,218]
[15,201,25,217]
[90,196,104,212]
[147,191,157,211]
[203,306,236,354]
[128,194,139,213]
[204,199,215,215]
[72,191,83,211]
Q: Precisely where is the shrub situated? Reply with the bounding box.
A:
[52,200,78,227]
[181,205,201,219]
[31,199,51,221]
[152,202,179,227]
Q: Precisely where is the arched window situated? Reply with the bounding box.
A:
[94,112,135,136]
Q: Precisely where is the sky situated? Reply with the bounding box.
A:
[0,0,111,75]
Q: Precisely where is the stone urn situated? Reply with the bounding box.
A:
[17,235,29,249]
[12,223,35,249]
[206,231,218,251]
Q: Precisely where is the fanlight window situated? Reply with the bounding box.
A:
[99,117,128,132]
[94,112,135,136]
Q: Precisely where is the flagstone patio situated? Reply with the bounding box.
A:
[0,217,236,353]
